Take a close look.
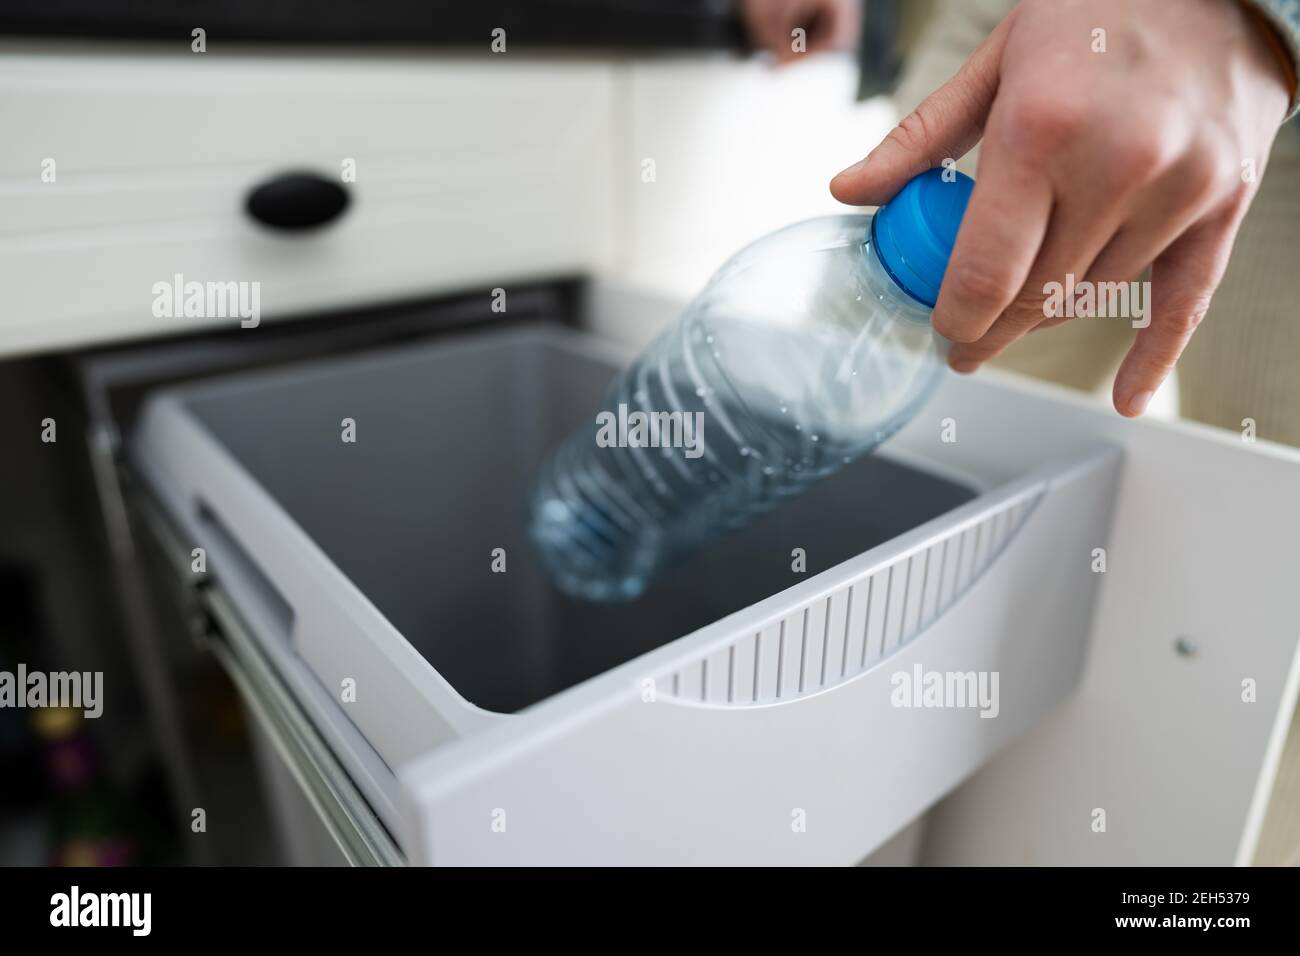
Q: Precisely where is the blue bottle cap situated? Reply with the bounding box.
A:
[870,167,975,308]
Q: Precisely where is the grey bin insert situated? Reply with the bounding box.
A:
[163,331,977,714]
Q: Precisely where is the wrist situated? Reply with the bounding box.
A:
[1238,0,1300,116]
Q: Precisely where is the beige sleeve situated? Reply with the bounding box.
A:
[890,0,1017,177]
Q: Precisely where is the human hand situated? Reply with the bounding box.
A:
[830,0,1292,416]
[740,0,862,64]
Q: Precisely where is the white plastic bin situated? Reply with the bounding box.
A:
[130,323,1121,864]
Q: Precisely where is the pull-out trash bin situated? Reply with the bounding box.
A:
[130,323,1121,864]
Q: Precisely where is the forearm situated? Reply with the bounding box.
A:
[1241,0,1300,118]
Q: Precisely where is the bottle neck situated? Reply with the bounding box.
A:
[860,232,936,326]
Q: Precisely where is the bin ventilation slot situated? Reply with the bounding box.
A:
[659,489,1043,707]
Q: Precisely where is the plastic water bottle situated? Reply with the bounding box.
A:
[530,168,975,601]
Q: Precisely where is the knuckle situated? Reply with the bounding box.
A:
[1164,294,1213,335]
[1007,287,1049,321]
[1207,148,1242,192]
[1108,132,1166,180]
[1174,151,1221,203]
[961,335,1007,363]
[947,262,1018,313]
[932,315,974,343]
[1177,148,1237,206]
[885,109,934,158]
[1222,178,1256,218]
[1004,92,1088,156]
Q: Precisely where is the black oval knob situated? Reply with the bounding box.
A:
[245,172,350,231]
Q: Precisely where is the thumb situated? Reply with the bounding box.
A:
[830,12,1012,206]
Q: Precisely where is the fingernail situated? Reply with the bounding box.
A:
[949,358,979,374]
[833,158,868,180]
[1127,390,1154,416]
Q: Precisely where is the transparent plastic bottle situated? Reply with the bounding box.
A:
[530,168,975,601]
